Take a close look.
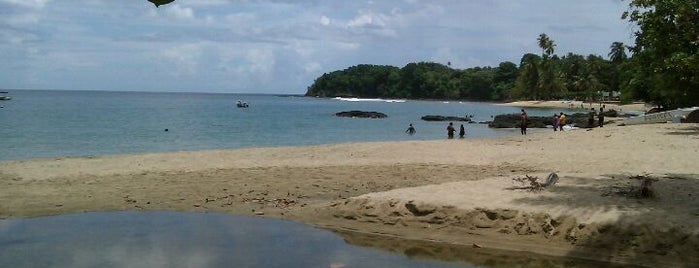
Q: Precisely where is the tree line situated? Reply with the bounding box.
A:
[305,0,698,108]
[304,46,623,103]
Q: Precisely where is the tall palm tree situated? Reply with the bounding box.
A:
[537,33,556,56]
[536,34,558,98]
[608,42,627,64]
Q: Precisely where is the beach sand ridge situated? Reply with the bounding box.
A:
[1,123,698,267]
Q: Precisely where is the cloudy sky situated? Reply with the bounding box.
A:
[0,0,635,94]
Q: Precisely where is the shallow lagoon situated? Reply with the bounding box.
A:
[0,211,633,268]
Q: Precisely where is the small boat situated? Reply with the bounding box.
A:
[236,100,249,108]
[0,91,11,101]
[623,107,698,125]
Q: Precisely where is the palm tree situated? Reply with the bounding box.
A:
[537,33,556,56]
[536,34,559,98]
[608,42,627,64]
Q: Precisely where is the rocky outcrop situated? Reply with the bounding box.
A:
[335,110,387,119]
[685,110,699,123]
[421,115,471,122]
[566,113,596,128]
[601,109,618,117]
[488,114,548,128]
[488,112,606,128]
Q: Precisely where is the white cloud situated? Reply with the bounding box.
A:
[0,0,49,28]
[4,12,41,25]
[319,15,330,26]
[159,44,204,75]
[0,0,51,9]
[347,10,387,29]
[177,0,228,7]
[246,48,275,77]
[165,4,195,20]
[335,41,361,50]
[223,12,257,25]
[303,61,322,73]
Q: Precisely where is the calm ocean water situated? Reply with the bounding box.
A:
[0,90,555,162]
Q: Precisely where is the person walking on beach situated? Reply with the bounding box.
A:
[552,114,559,132]
[405,123,416,135]
[446,122,455,139]
[459,124,465,138]
[558,112,566,131]
[598,105,605,128]
[588,108,596,128]
[520,109,528,135]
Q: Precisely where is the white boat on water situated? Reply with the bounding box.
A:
[236,100,249,108]
[623,107,698,125]
[0,91,10,101]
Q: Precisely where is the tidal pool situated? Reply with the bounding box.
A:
[0,211,631,268]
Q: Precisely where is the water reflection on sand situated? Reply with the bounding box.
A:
[0,211,634,268]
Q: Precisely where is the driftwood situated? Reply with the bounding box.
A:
[509,173,559,191]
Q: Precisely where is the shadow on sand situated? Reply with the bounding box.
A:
[508,174,699,267]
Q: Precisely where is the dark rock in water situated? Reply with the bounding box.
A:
[421,115,471,122]
[488,112,604,128]
[335,110,387,119]
[565,112,601,128]
[602,109,618,117]
[645,107,670,114]
[488,114,548,128]
[685,110,699,123]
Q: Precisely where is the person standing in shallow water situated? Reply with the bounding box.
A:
[405,123,416,135]
[459,124,465,138]
[520,109,528,135]
[446,122,455,139]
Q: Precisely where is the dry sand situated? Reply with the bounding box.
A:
[1,123,698,267]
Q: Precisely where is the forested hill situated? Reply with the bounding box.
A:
[304,62,518,101]
[303,51,625,102]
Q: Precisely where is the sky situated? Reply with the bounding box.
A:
[0,0,636,94]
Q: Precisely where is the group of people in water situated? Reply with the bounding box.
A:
[405,122,466,139]
[445,122,466,139]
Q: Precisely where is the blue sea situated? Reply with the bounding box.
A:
[0,90,555,162]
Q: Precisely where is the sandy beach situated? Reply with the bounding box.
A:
[498,100,651,113]
[2,123,698,267]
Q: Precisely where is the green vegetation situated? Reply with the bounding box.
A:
[305,52,618,102]
[621,0,699,108]
[306,1,698,108]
